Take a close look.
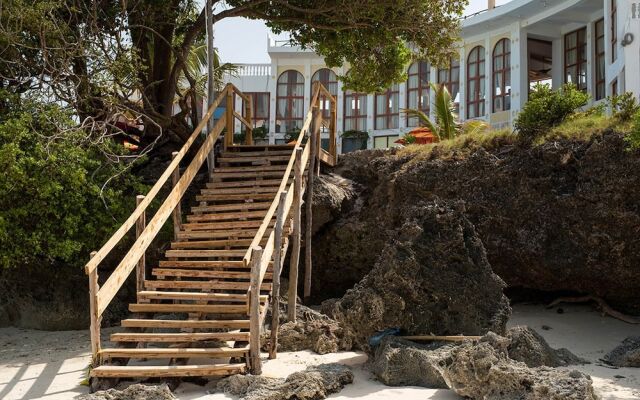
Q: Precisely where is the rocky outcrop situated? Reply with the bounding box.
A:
[217,364,353,400]
[603,336,640,367]
[321,200,511,350]
[370,336,452,388]
[311,174,359,235]
[441,333,597,400]
[262,303,354,355]
[314,132,640,312]
[507,326,587,367]
[77,384,175,400]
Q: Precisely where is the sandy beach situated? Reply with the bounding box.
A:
[0,304,638,400]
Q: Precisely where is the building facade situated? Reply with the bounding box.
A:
[222,0,640,153]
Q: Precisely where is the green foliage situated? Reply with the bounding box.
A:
[514,83,590,142]
[341,130,369,140]
[401,133,417,145]
[626,111,640,150]
[0,95,144,269]
[609,92,640,122]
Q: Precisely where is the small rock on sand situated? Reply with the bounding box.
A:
[603,336,640,367]
[217,363,354,400]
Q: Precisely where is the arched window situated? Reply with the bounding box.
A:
[406,61,430,127]
[375,84,399,130]
[492,38,511,112]
[276,70,305,133]
[311,68,338,119]
[466,46,486,119]
[437,57,460,102]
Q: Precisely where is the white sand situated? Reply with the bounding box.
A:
[0,305,638,399]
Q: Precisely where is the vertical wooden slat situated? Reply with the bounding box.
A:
[288,148,303,322]
[245,94,254,145]
[329,97,337,164]
[88,251,101,365]
[269,191,287,359]
[304,107,320,301]
[249,246,263,374]
[225,89,234,149]
[171,152,182,240]
[135,195,146,298]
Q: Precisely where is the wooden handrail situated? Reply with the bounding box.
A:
[84,85,229,275]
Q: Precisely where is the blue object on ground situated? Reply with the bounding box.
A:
[369,327,401,348]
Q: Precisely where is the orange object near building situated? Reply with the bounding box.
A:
[395,127,438,145]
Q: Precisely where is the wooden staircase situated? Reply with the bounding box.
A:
[85,83,337,388]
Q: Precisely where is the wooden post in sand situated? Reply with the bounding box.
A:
[304,106,320,301]
[269,191,287,358]
[288,148,303,321]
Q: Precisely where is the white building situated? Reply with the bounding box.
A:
[222,0,640,153]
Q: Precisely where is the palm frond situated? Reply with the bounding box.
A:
[430,83,458,140]
[462,120,490,136]
[402,108,439,139]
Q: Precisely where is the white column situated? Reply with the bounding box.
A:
[429,65,438,122]
[398,82,407,129]
[303,62,312,118]
[269,60,278,144]
[367,93,375,148]
[510,23,528,115]
[586,20,595,98]
[459,46,467,121]
[623,0,640,98]
[551,38,564,90]
[485,36,492,119]
[336,67,345,154]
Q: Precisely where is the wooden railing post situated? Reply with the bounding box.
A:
[225,88,234,149]
[304,108,320,301]
[245,94,254,145]
[88,251,101,365]
[269,191,287,359]
[288,148,303,322]
[329,98,337,164]
[135,195,146,298]
[171,152,182,240]
[249,246,263,374]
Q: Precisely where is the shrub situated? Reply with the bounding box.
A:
[0,95,144,270]
[609,92,640,122]
[626,111,640,150]
[514,83,590,142]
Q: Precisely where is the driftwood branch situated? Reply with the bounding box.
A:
[547,295,640,325]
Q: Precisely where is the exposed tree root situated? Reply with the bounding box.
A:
[547,295,640,324]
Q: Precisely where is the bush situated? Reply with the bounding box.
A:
[609,92,640,122]
[0,95,144,270]
[626,111,640,150]
[514,83,590,142]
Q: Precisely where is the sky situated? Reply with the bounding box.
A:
[214,0,513,64]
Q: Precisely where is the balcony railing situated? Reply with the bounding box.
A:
[234,64,272,77]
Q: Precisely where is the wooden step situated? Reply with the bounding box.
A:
[191,202,272,213]
[186,210,267,223]
[128,303,247,314]
[158,260,253,269]
[218,155,291,164]
[170,239,255,250]
[90,364,245,378]
[164,249,246,258]
[176,229,263,240]
[121,318,251,329]
[110,331,251,343]
[195,193,276,202]
[145,280,271,291]
[137,291,268,303]
[214,164,288,173]
[200,187,278,195]
[221,150,292,158]
[182,220,272,231]
[152,268,271,280]
[99,346,249,360]
[209,171,286,180]
[206,180,288,189]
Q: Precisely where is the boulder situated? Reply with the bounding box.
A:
[311,174,358,235]
[506,326,587,367]
[262,303,353,355]
[370,336,452,388]
[217,363,353,400]
[603,336,640,367]
[441,333,598,400]
[322,200,511,350]
[77,384,175,400]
